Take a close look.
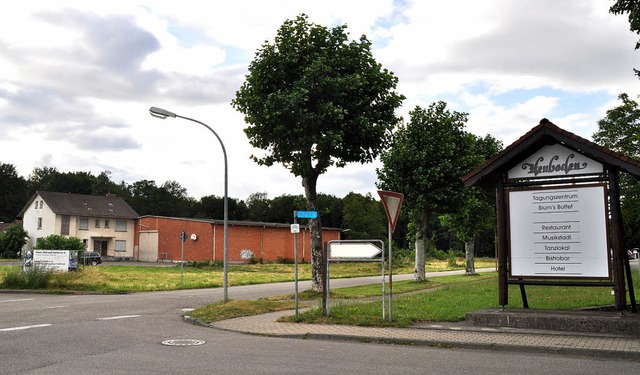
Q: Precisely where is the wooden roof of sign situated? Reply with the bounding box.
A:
[463,119,640,189]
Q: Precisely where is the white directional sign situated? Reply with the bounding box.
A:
[328,242,382,259]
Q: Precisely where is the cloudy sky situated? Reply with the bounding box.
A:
[1,0,638,201]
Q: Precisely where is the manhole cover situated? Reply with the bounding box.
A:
[161,339,206,347]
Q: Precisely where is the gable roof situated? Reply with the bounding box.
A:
[18,191,139,219]
[463,119,640,189]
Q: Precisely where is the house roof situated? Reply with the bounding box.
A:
[18,191,139,219]
[463,119,640,189]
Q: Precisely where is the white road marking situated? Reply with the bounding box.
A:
[0,298,34,303]
[181,308,195,312]
[0,324,52,332]
[46,306,67,309]
[97,315,141,321]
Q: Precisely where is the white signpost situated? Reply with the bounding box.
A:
[326,240,385,317]
[292,211,317,319]
[508,184,610,278]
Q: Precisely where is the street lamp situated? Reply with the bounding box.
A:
[149,106,229,302]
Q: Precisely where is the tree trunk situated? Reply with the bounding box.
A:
[302,174,323,292]
[465,236,476,274]
[414,211,429,281]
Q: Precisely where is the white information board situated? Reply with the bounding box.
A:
[508,185,610,278]
[33,250,70,272]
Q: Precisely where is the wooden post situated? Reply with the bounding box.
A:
[608,170,627,310]
[496,178,509,307]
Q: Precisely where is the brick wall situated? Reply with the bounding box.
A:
[135,216,340,263]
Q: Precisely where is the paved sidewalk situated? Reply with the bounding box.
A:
[185,310,640,360]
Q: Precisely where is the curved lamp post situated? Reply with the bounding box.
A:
[149,106,229,302]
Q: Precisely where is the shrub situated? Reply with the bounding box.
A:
[391,246,413,266]
[2,266,52,289]
[447,249,461,267]
[0,224,29,259]
[35,234,85,251]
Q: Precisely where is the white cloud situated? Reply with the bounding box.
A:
[0,0,639,201]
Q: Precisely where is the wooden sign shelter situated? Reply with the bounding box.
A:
[463,119,639,311]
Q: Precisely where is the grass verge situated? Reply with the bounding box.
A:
[0,258,496,293]
[190,271,640,328]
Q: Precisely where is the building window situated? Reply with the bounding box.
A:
[39,201,43,209]
[115,240,126,252]
[37,217,42,230]
[95,219,100,228]
[104,219,110,228]
[115,220,127,232]
[34,201,38,209]
[82,239,88,248]
[61,215,70,235]
[79,218,89,230]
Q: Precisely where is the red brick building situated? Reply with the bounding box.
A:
[134,215,341,263]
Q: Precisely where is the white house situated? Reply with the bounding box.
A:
[18,191,139,259]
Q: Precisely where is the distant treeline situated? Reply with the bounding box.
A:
[0,163,499,256]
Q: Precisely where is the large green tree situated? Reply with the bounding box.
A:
[593,93,640,248]
[0,224,29,258]
[0,163,28,222]
[232,14,404,290]
[610,0,640,78]
[341,192,386,240]
[439,134,502,274]
[193,195,248,221]
[377,102,474,281]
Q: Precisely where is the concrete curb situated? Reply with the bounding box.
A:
[182,314,640,361]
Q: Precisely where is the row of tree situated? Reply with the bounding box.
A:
[4,4,638,287]
[0,160,497,257]
[231,6,640,290]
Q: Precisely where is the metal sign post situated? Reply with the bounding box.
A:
[377,190,404,322]
[325,240,385,317]
[292,210,317,320]
[180,231,187,287]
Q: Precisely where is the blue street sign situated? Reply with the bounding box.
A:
[296,210,318,219]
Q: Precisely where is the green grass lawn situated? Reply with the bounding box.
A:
[4,258,637,328]
[0,257,496,293]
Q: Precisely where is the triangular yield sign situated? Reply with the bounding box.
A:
[377,190,404,233]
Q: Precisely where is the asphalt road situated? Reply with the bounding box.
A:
[1,268,639,374]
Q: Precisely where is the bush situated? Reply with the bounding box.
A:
[447,252,459,267]
[2,266,52,289]
[0,224,29,259]
[35,234,85,251]
[391,246,413,267]
[428,248,449,260]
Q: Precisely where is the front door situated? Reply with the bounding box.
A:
[94,240,109,256]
